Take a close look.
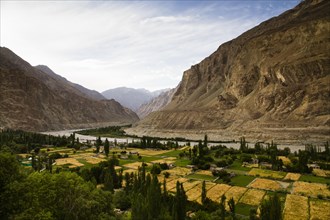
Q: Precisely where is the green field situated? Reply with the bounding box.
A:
[230,175,255,187]
[299,174,330,184]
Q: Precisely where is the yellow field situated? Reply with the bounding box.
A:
[248,168,286,179]
[292,181,330,197]
[186,184,203,202]
[309,199,330,220]
[125,148,171,156]
[206,184,232,202]
[167,178,188,191]
[249,178,283,191]
[55,158,84,167]
[239,189,265,206]
[122,169,138,175]
[195,170,213,176]
[312,169,330,177]
[278,156,291,165]
[182,180,202,192]
[283,194,308,220]
[224,186,247,204]
[124,162,151,170]
[165,167,191,176]
[284,173,301,181]
[151,157,177,164]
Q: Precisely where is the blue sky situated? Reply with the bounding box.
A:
[0,0,299,92]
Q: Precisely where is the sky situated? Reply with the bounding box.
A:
[0,0,299,92]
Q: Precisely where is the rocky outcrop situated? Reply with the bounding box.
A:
[137,88,176,118]
[127,0,330,144]
[0,47,139,131]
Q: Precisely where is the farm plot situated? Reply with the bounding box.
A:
[124,162,151,170]
[195,170,213,176]
[206,184,232,202]
[248,168,286,179]
[55,158,84,168]
[126,148,170,156]
[239,189,265,206]
[248,178,285,191]
[292,181,330,197]
[312,169,330,177]
[186,184,203,202]
[224,186,247,204]
[278,156,291,166]
[122,169,138,175]
[151,157,177,164]
[283,194,309,220]
[71,153,107,164]
[284,173,301,181]
[165,167,191,176]
[167,178,188,191]
[309,199,330,220]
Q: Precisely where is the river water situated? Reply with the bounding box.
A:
[42,129,316,153]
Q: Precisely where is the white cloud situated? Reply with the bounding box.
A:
[0,0,299,92]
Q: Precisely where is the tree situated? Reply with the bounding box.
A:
[201,181,207,205]
[95,136,102,153]
[228,197,236,220]
[260,193,282,220]
[173,181,187,220]
[220,195,226,220]
[104,138,110,157]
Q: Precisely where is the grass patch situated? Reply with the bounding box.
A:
[230,175,255,187]
[76,159,94,169]
[299,174,330,184]
[157,150,182,157]
[235,203,256,216]
[186,174,216,181]
[174,159,191,167]
[229,160,252,172]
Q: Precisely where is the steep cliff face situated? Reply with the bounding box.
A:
[0,47,139,131]
[137,88,176,118]
[128,0,330,143]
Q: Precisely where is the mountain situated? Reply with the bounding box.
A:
[35,65,106,101]
[102,87,170,111]
[127,0,330,144]
[0,47,139,131]
[137,88,176,118]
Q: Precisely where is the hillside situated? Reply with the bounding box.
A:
[35,65,106,101]
[137,88,176,118]
[102,87,169,111]
[0,47,139,131]
[127,0,330,144]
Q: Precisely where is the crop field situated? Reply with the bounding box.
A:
[206,184,232,202]
[248,178,285,191]
[312,168,330,177]
[309,199,330,220]
[283,173,301,181]
[248,168,286,179]
[182,180,202,192]
[122,169,138,175]
[55,158,84,167]
[151,157,177,164]
[278,156,291,165]
[292,181,330,197]
[195,170,213,176]
[165,167,191,176]
[167,177,188,191]
[239,189,265,206]
[283,194,309,220]
[125,148,171,156]
[186,184,203,202]
[224,186,247,204]
[123,162,151,170]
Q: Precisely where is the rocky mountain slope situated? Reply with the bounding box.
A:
[127,0,330,144]
[35,65,106,100]
[137,88,176,118]
[102,87,169,111]
[0,47,139,131]
[35,65,106,101]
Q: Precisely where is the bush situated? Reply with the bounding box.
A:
[163,172,170,178]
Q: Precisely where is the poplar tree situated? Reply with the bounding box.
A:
[104,138,110,157]
[201,181,207,205]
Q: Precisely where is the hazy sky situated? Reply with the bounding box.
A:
[1,0,299,92]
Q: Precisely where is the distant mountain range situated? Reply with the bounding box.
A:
[0,47,139,131]
[102,87,170,112]
[127,0,330,144]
